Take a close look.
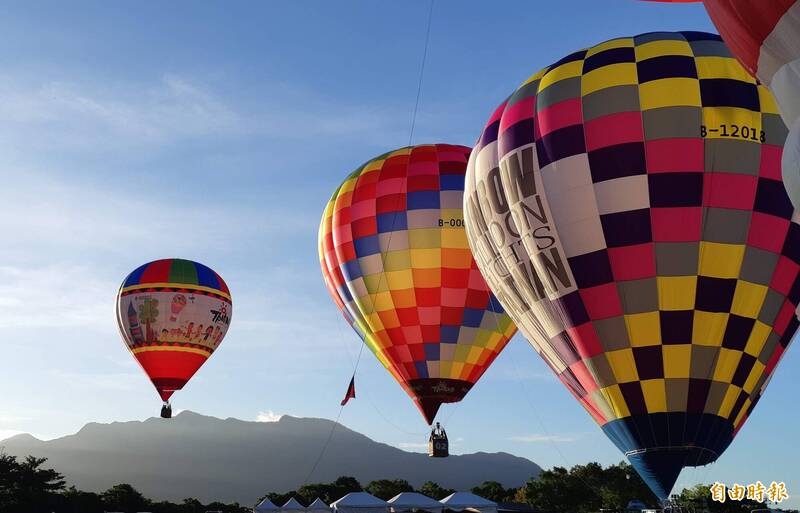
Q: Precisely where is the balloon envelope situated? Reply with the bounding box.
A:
[465,31,798,499]
[116,258,232,401]
[319,144,517,424]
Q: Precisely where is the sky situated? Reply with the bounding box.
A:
[0,0,797,507]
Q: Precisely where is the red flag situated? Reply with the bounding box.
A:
[340,376,356,406]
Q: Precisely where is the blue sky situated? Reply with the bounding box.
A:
[0,0,797,506]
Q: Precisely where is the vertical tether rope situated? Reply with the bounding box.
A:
[300,0,436,486]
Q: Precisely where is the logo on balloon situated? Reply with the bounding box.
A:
[210,302,230,325]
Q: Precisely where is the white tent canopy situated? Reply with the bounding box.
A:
[308,498,331,512]
[331,492,389,513]
[388,492,443,513]
[255,498,281,513]
[282,497,307,513]
[440,493,497,513]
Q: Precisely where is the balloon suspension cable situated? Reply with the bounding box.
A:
[305,2,438,484]
[407,0,434,147]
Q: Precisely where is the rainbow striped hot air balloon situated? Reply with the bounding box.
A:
[319,144,517,425]
[116,258,232,417]
[465,31,798,500]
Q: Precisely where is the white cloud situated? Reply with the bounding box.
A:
[0,73,406,157]
[0,74,243,146]
[256,410,282,422]
[508,433,576,443]
[0,265,115,329]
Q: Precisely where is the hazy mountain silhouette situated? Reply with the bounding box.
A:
[0,411,541,504]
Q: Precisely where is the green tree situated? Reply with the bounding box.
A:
[297,482,336,504]
[61,486,104,513]
[0,453,65,513]
[101,483,149,512]
[518,462,657,513]
[266,491,301,506]
[519,466,587,513]
[471,481,515,503]
[365,479,414,500]
[419,481,454,500]
[677,483,763,513]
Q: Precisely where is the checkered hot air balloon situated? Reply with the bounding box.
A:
[464,31,798,500]
[643,1,800,210]
[319,144,517,424]
[116,258,232,416]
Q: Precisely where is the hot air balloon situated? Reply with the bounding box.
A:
[116,258,232,418]
[464,32,798,500]
[642,1,800,209]
[319,144,517,441]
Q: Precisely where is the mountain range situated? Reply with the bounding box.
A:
[0,411,541,504]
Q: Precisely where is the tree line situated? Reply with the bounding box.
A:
[2,451,798,513]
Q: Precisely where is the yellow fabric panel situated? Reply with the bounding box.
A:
[607,348,639,383]
[355,295,374,314]
[467,346,484,365]
[698,242,745,279]
[362,273,390,294]
[641,379,668,413]
[625,312,662,347]
[744,321,771,356]
[409,228,441,249]
[581,63,638,95]
[694,56,754,82]
[719,385,742,418]
[733,397,751,427]
[758,85,781,114]
[366,312,384,332]
[409,248,441,269]
[132,346,211,357]
[639,78,701,109]
[713,348,742,383]
[370,291,395,312]
[743,360,766,394]
[441,227,470,249]
[635,40,693,61]
[663,344,692,378]
[382,250,411,272]
[731,280,768,318]
[586,37,634,57]
[337,177,359,195]
[520,67,548,88]
[539,60,583,92]
[693,311,729,346]
[385,269,413,290]
[657,276,697,310]
[702,106,762,139]
[604,384,632,419]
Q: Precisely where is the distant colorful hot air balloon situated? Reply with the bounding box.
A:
[319,144,517,426]
[464,32,798,500]
[116,258,232,418]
